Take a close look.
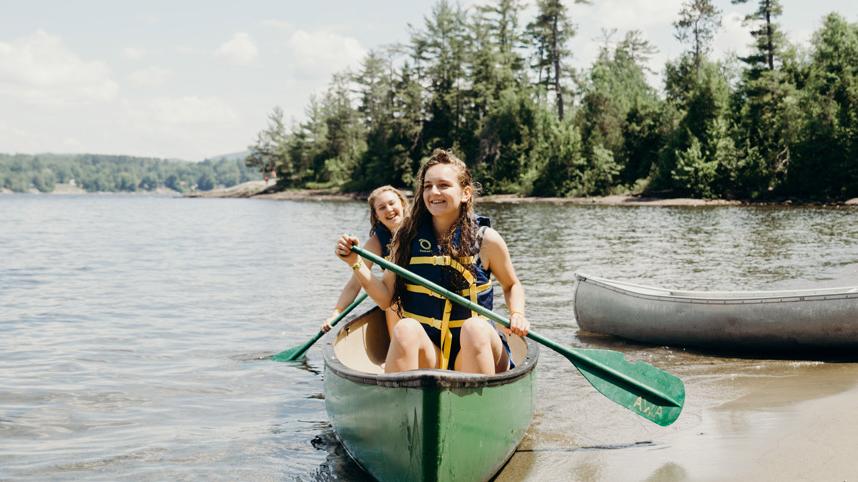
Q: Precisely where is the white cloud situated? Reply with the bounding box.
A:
[128,66,171,87]
[122,47,146,60]
[714,11,753,59]
[789,28,814,48]
[0,30,118,105]
[286,29,366,79]
[176,46,201,55]
[216,32,258,65]
[124,96,238,126]
[0,121,41,153]
[565,0,684,77]
[582,0,682,32]
[262,19,291,29]
[62,136,83,150]
[136,14,160,25]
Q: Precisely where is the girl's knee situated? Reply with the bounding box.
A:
[460,317,493,348]
[391,318,424,345]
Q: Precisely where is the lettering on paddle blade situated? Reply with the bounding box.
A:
[633,396,664,418]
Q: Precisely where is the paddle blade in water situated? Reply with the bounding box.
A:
[568,348,685,426]
[271,293,369,363]
[271,336,319,362]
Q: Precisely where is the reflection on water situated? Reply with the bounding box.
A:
[1,195,858,480]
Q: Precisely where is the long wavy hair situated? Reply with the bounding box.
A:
[390,149,480,308]
[367,185,409,237]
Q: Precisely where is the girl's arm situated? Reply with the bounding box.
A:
[481,228,529,336]
[336,234,396,309]
[322,236,380,332]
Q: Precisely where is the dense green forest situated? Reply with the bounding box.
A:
[0,153,260,193]
[247,0,858,200]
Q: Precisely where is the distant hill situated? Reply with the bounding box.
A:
[0,152,261,193]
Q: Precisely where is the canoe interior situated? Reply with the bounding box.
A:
[333,307,530,374]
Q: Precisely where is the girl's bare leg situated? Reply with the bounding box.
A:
[455,317,504,375]
[385,318,438,373]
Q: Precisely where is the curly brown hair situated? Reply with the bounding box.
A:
[390,149,480,308]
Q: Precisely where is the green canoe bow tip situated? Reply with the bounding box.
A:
[271,292,369,362]
[349,244,686,426]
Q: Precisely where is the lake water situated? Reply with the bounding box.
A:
[2,195,858,481]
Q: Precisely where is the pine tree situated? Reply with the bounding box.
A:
[246,107,289,182]
[526,0,589,120]
[414,1,470,154]
[731,0,795,196]
[732,0,784,72]
[674,0,722,74]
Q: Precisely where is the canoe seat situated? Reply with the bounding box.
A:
[334,308,390,374]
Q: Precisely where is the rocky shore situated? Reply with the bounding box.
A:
[188,181,858,207]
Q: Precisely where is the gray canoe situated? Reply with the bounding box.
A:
[573,273,858,350]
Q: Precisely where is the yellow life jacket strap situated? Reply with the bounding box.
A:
[409,255,476,285]
[403,305,466,370]
[402,310,467,331]
[409,255,475,266]
[404,281,492,299]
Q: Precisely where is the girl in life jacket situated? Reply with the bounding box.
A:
[335,149,529,375]
[322,185,407,337]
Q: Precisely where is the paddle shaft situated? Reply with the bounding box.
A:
[350,245,681,408]
[315,292,369,341]
[272,292,368,361]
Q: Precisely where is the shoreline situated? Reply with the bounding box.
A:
[6,181,858,207]
[187,181,858,207]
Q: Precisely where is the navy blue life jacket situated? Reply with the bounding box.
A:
[371,223,393,259]
[401,215,493,369]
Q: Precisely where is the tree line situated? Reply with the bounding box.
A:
[0,153,259,193]
[247,0,858,201]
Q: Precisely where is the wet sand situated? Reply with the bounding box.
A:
[497,361,858,481]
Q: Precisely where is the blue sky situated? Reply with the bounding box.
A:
[1,1,855,161]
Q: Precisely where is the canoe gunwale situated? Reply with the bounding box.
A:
[574,272,858,305]
[323,307,540,389]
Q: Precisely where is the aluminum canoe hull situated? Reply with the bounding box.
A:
[574,273,858,350]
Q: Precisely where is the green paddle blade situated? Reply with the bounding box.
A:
[272,337,319,362]
[566,348,685,426]
[271,292,369,362]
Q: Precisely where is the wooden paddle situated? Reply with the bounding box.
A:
[350,245,685,426]
[271,292,368,362]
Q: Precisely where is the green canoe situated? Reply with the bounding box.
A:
[323,306,539,482]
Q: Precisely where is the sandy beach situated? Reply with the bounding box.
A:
[497,360,858,481]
